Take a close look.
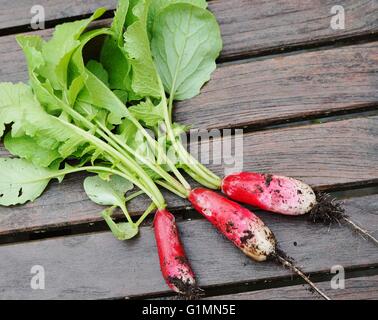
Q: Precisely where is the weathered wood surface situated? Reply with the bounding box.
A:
[0,117,378,235]
[177,42,378,130]
[0,115,377,236]
[0,194,377,300]
[1,33,377,129]
[205,274,378,300]
[0,0,117,30]
[0,0,377,57]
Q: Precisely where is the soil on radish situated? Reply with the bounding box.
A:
[174,256,188,265]
[308,192,345,224]
[240,230,254,244]
[264,174,273,187]
[270,247,294,265]
[167,276,202,299]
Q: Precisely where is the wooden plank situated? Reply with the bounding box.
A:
[0,0,117,30]
[0,194,377,299]
[0,0,377,56]
[0,115,377,236]
[176,42,378,130]
[1,33,377,128]
[205,274,378,300]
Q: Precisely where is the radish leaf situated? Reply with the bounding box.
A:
[86,60,109,86]
[148,0,208,32]
[151,3,222,100]
[4,133,61,167]
[124,0,161,97]
[0,158,60,206]
[101,207,139,240]
[129,100,165,127]
[83,175,134,207]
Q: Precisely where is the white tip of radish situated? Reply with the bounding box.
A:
[262,175,317,215]
[283,177,317,215]
[243,224,276,262]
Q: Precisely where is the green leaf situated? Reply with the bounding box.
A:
[148,0,208,33]
[0,82,31,138]
[100,37,132,91]
[86,60,109,86]
[69,28,129,125]
[4,133,61,167]
[83,175,134,207]
[124,0,161,98]
[115,222,139,240]
[17,35,73,113]
[38,8,106,90]
[117,118,138,145]
[100,1,133,93]
[101,207,139,240]
[78,70,128,125]
[111,0,130,45]
[129,100,165,127]
[151,3,222,100]
[113,90,129,103]
[0,158,59,206]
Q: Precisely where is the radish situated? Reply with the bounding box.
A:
[189,188,276,262]
[154,209,200,297]
[221,172,378,246]
[188,188,331,300]
[221,172,317,216]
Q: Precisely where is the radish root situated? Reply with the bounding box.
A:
[273,249,331,300]
[309,192,378,246]
[342,217,378,246]
[308,192,345,224]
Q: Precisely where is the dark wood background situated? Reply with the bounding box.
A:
[0,0,377,300]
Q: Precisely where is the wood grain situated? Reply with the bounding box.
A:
[0,0,377,57]
[205,274,378,300]
[175,42,378,130]
[0,116,377,236]
[0,0,117,30]
[1,33,377,128]
[0,194,377,300]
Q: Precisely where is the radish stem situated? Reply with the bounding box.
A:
[136,203,156,227]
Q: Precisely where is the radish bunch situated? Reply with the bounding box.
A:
[2,0,373,301]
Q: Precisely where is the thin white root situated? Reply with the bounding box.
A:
[342,217,378,246]
[276,255,331,300]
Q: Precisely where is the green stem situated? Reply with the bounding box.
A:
[54,100,157,198]
[96,121,189,198]
[130,117,192,192]
[156,180,189,198]
[101,207,129,241]
[136,202,156,227]
[183,166,220,190]
[125,190,145,202]
[119,202,134,225]
[56,117,166,208]
[162,88,222,189]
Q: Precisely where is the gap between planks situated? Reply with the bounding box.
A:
[144,266,378,300]
[1,38,377,131]
[0,115,377,237]
[0,193,377,299]
[0,0,377,59]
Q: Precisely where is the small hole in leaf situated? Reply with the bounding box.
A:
[18,188,23,198]
[293,241,298,247]
[0,194,3,198]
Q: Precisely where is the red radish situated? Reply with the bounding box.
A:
[189,188,276,262]
[153,209,199,296]
[188,188,331,300]
[222,172,317,215]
